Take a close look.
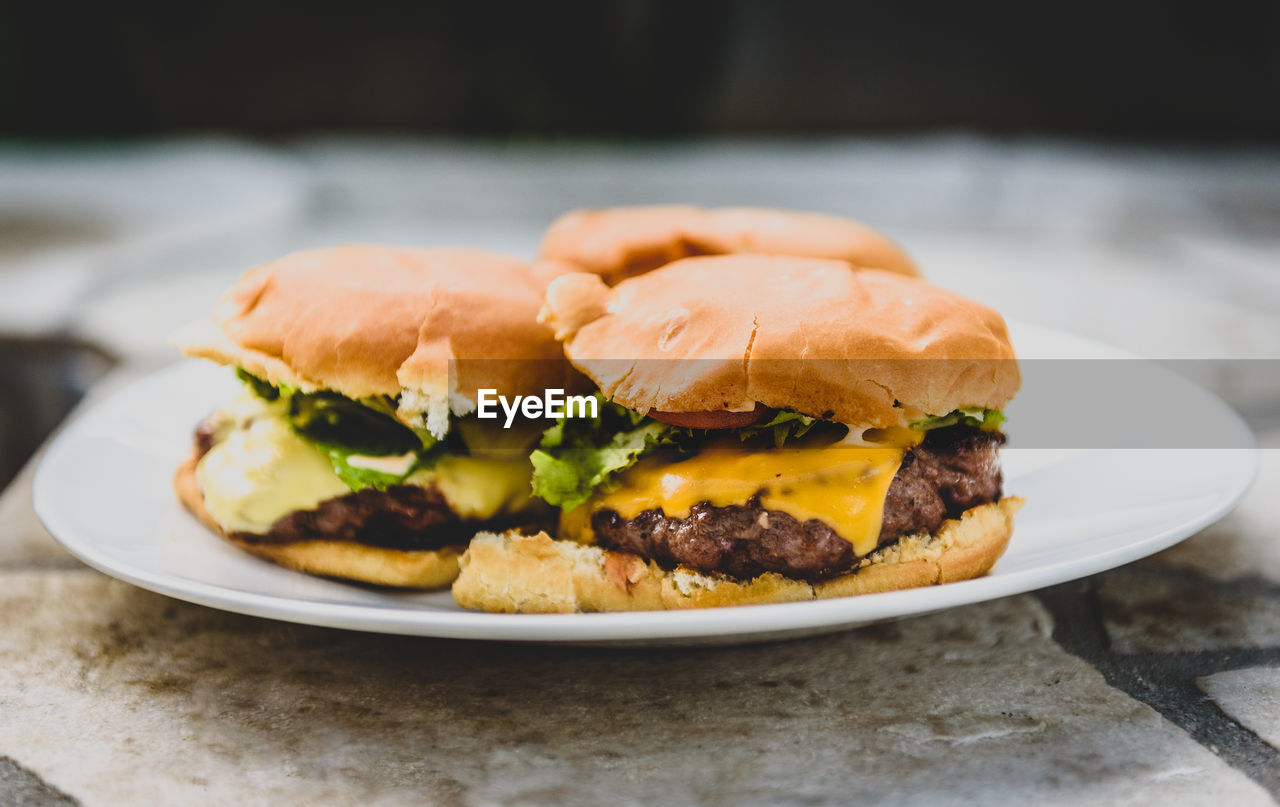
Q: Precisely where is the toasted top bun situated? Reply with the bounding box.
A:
[542,255,1019,427]
[173,244,567,438]
[539,205,919,283]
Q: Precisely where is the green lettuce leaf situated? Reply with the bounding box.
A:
[310,443,421,492]
[286,392,427,456]
[909,407,1006,432]
[734,410,833,447]
[529,396,679,510]
[235,367,281,401]
[530,421,675,511]
[236,370,438,491]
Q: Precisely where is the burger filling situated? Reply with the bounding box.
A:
[589,427,1003,581]
[192,371,543,547]
[531,396,1006,581]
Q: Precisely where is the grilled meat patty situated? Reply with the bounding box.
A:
[229,484,478,550]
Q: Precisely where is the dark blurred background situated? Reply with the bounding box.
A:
[3,0,1278,140]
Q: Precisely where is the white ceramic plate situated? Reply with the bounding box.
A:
[33,321,1257,645]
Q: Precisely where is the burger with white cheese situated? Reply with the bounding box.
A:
[173,244,569,588]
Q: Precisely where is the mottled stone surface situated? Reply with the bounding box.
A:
[0,571,1270,807]
[0,757,78,807]
[1198,668,1280,752]
[1098,568,1280,655]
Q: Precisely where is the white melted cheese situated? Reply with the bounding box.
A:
[195,396,534,535]
[407,456,534,521]
[197,413,349,534]
[346,451,419,476]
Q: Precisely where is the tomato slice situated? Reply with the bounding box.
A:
[647,403,773,429]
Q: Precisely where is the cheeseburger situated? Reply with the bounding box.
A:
[452,255,1021,612]
[173,245,567,588]
[539,205,919,284]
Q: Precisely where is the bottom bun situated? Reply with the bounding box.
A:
[452,498,1023,613]
[174,454,463,589]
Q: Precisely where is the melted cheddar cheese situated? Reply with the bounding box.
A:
[561,439,908,557]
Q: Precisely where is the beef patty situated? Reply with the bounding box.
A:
[229,484,481,550]
[591,425,1005,582]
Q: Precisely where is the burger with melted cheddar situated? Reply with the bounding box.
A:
[172,244,568,588]
[452,254,1022,612]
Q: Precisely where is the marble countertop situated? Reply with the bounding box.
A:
[1,137,1278,806]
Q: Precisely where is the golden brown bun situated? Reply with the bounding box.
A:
[174,453,462,589]
[540,205,919,283]
[452,498,1022,612]
[172,244,567,437]
[542,255,1020,427]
